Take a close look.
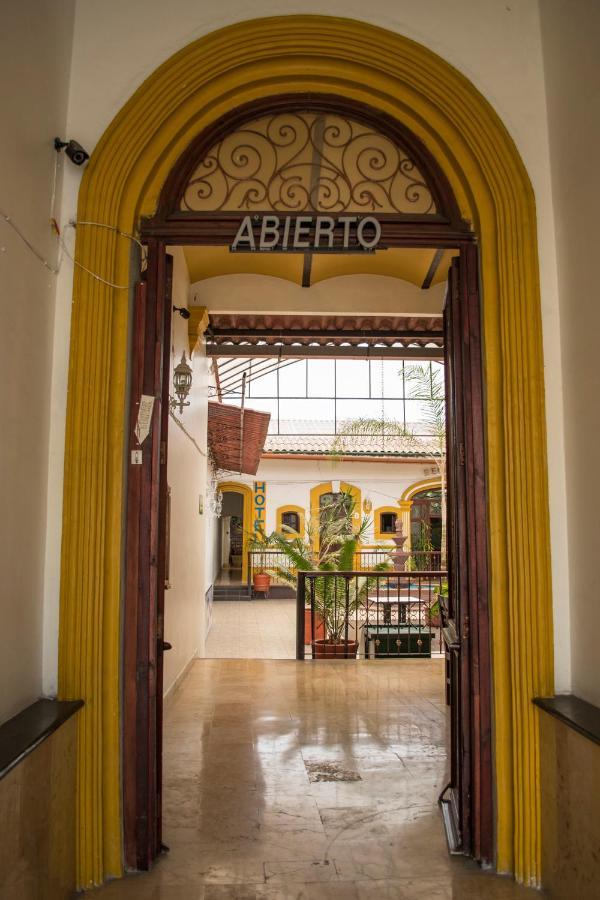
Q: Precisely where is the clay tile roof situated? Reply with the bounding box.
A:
[262,421,440,458]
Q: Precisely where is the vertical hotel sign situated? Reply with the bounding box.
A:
[253,482,266,536]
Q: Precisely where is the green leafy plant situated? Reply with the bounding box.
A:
[329,363,447,567]
[246,528,278,575]
[266,491,390,644]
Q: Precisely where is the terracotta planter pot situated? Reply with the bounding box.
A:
[253,573,271,595]
[304,609,325,643]
[312,639,359,659]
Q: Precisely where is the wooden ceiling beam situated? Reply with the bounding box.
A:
[207,345,443,359]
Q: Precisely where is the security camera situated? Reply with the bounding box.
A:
[54,138,90,166]
[173,305,191,320]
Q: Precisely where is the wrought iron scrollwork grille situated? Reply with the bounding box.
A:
[181,111,436,215]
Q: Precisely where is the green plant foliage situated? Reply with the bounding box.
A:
[265,491,390,643]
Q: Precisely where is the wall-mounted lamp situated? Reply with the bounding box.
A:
[170,352,193,414]
[173,305,190,320]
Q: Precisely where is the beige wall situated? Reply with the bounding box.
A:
[540,1,600,707]
[41,2,572,692]
[163,249,210,693]
[0,1,75,723]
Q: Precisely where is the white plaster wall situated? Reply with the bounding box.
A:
[192,274,445,316]
[540,1,600,705]
[42,0,571,691]
[0,1,75,722]
[162,248,210,692]
[227,457,434,542]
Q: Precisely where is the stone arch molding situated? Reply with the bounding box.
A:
[58,16,553,889]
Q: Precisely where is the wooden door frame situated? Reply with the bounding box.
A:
[123,245,172,870]
[123,94,493,871]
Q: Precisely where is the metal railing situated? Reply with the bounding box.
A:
[248,550,296,589]
[407,550,443,571]
[248,548,395,587]
[296,569,447,660]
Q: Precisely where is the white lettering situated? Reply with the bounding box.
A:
[259,215,280,250]
[294,216,313,249]
[356,216,381,250]
[314,216,335,249]
[231,215,381,251]
[282,216,292,250]
[231,216,255,251]
[337,216,358,248]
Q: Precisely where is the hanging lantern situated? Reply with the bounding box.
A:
[171,351,193,414]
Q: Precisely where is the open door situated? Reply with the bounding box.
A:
[124,243,173,869]
[440,245,493,865]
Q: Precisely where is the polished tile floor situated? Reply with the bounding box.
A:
[205,600,296,659]
[89,659,541,899]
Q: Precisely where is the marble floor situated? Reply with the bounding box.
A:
[205,600,296,659]
[88,659,541,899]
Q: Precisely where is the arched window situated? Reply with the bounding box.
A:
[374,506,400,540]
[410,488,442,551]
[276,505,305,538]
[380,512,397,535]
[282,510,300,533]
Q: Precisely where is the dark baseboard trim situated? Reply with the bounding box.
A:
[534,694,600,747]
[0,698,84,781]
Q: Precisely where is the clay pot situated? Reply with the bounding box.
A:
[304,609,325,643]
[253,573,271,594]
[312,639,359,659]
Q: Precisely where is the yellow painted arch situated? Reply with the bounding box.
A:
[217,481,253,583]
[309,481,362,553]
[400,477,442,502]
[275,504,305,538]
[57,16,553,888]
[373,505,401,541]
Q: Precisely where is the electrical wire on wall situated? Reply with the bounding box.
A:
[0,210,60,273]
[0,207,146,286]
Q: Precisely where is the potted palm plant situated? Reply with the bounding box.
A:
[247,529,276,595]
[267,492,389,657]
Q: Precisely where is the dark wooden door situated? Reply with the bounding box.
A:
[124,243,173,870]
[441,246,492,865]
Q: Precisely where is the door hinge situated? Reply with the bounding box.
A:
[459,443,465,466]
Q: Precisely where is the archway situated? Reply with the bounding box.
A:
[57,17,553,888]
[217,482,253,584]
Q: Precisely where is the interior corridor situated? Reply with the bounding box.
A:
[89,660,540,899]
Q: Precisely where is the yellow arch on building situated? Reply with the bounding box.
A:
[275,504,305,539]
[399,478,443,550]
[400,477,443,502]
[373,505,401,541]
[309,481,362,553]
[217,481,253,583]
[57,16,553,887]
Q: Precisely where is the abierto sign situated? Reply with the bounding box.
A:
[231,214,381,252]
